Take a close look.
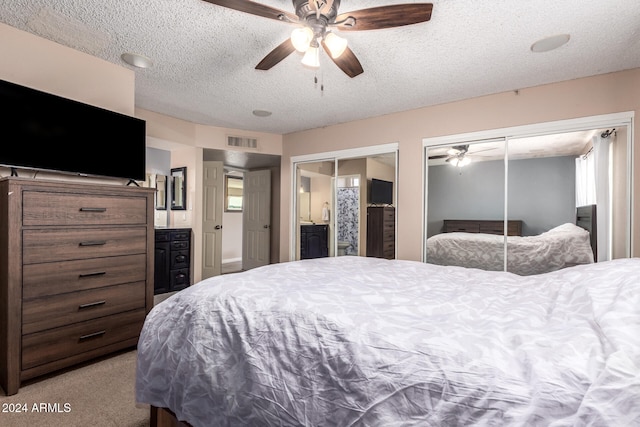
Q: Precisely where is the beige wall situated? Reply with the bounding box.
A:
[0,23,135,183]
[281,69,640,261]
[0,23,134,115]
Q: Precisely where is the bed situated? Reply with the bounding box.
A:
[136,256,640,426]
[426,205,597,275]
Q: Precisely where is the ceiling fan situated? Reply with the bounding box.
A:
[202,0,434,77]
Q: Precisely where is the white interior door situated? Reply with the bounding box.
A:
[202,161,224,279]
[243,169,271,270]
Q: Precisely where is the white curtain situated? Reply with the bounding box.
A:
[575,152,596,206]
[575,134,612,261]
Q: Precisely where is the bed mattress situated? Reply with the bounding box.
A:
[136,256,639,426]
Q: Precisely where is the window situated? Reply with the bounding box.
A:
[225,175,243,212]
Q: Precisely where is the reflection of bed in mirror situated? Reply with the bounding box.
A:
[426,205,597,275]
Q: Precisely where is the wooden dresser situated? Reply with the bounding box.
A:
[0,177,154,395]
[366,206,396,259]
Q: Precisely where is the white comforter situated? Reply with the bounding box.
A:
[426,223,594,275]
[136,256,640,426]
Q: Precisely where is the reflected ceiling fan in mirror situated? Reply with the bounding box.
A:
[202,0,434,77]
[428,145,498,167]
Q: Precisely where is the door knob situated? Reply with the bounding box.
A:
[215,225,222,230]
[263,225,270,229]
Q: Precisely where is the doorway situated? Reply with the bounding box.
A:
[203,149,281,275]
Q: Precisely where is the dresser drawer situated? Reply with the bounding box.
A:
[170,268,190,291]
[383,221,395,232]
[22,281,146,335]
[22,191,147,226]
[170,250,190,269]
[22,309,145,370]
[383,208,395,221]
[171,240,189,250]
[23,254,147,299]
[23,227,147,264]
[383,230,395,242]
[171,230,191,241]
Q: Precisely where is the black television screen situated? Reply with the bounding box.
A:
[0,79,146,181]
[370,178,393,205]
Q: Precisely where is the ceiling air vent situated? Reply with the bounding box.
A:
[227,136,258,149]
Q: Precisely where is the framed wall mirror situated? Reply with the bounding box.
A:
[171,167,187,210]
[155,174,167,210]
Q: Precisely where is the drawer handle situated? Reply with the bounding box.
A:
[79,241,107,247]
[79,330,106,341]
[79,207,107,212]
[78,271,106,278]
[175,255,186,263]
[79,300,106,309]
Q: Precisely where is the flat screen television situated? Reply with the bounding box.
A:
[0,79,146,181]
[369,178,393,205]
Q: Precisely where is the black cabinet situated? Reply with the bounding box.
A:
[300,224,329,259]
[155,228,191,295]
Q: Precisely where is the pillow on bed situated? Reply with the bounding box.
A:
[543,223,587,235]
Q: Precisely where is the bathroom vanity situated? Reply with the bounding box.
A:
[300,224,328,259]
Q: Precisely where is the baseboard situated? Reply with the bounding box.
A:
[222,257,241,264]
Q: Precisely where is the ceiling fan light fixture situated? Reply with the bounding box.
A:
[324,32,348,58]
[291,27,314,52]
[301,45,320,68]
[447,156,471,167]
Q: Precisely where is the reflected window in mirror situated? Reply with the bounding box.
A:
[155,174,167,210]
[171,167,187,210]
[225,175,243,212]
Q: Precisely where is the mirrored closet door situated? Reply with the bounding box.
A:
[425,139,506,271]
[424,117,632,275]
[292,147,397,261]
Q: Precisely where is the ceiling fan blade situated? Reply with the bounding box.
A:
[334,3,433,31]
[321,43,363,78]
[202,0,298,23]
[255,39,296,70]
[428,154,449,160]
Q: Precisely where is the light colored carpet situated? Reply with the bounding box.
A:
[0,349,148,427]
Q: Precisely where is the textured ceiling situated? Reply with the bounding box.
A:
[1,0,639,135]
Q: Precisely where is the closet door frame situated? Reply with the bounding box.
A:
[421,111,635,264]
